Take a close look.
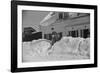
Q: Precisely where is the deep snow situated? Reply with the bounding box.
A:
[22,37,90,62]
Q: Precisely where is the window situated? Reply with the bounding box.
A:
[59,13,63,19]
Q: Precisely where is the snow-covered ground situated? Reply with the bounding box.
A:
[22,37,90,62]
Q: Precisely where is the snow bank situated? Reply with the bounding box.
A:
[50,36,90,58]
[22,37,90,59]
[30,39,51,56]
[78,38,90,57]
[22,42,34,60]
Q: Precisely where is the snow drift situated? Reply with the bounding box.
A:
[22,37,90,59]
[30,39,51,56]
[50,37,90,58]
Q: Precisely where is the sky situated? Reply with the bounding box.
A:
[22,10,49,31]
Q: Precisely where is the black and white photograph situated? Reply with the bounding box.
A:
[11,1,97,72]
[22,10,90,62]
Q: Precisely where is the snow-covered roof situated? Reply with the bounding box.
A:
[40,12,57,26]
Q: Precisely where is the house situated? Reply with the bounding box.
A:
[39,12,90,44]
[22,27,42,41]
